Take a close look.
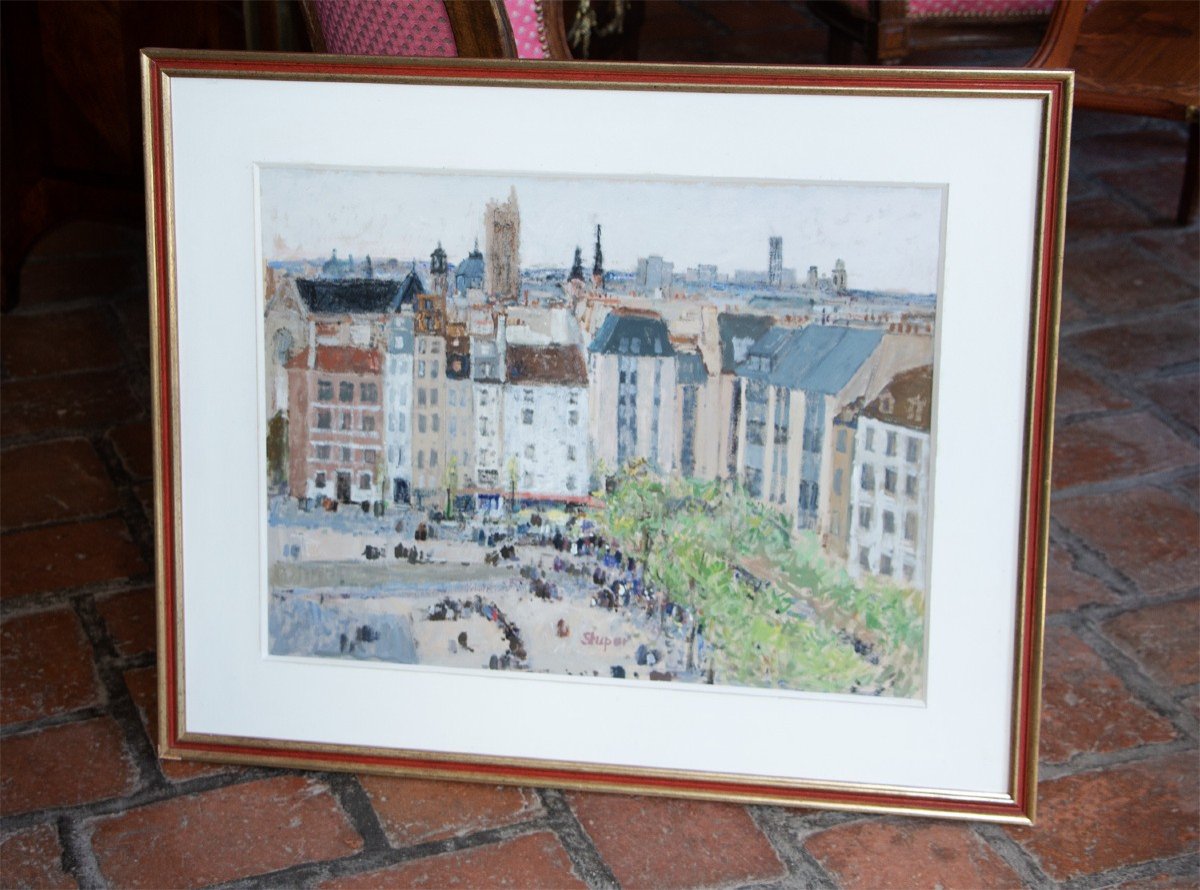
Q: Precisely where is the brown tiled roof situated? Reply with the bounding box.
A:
[286,346,381,375]
[506,344,587,387]
[861,364,933,431]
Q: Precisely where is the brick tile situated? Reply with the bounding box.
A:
[1008,753,1198,881]
[1065,311,1199,376]
[0,718,137,815]
[567,792,784,888]
[1045,539,1119,613]
[2,608,101,726]
[1052,412,1196,491]
[96,588,156,657]
[0,307,123,378]
[1141,374,1199,436]
[106,421,154,480]
[318,831,586,890]
[1063,194,1152,237]
[1056,487,1199,596]
[1132,227,1200,277]
[1097,163,1195,222]
[18,253,144,305]
[1054,362,1133,419]
[27,220,144,259]
[1039,626,1175,764]
[1,370,142,438]
[89,776,363,889]
[0,823,78,889]
[0,439,119,530]
[806,820,1020,890]
[1064,241,1195,314]
[123,667,229,781]
[358,775,541,846]
[1104,598,1200,688]
[1,518,146,599]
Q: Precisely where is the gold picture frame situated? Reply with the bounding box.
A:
[144,49,1069,823]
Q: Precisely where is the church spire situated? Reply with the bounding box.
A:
[591,224,604,287]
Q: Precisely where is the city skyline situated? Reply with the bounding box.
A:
[259,166,945,293]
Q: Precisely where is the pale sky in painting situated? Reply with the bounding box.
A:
[259,165,945,293]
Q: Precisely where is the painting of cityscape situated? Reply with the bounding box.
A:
[262,166,942,699]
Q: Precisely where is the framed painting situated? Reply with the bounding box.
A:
[144,50,1070,823]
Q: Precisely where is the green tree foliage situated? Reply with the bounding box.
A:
[598,470,925,697]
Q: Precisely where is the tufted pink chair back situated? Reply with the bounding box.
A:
[309,0,551,59]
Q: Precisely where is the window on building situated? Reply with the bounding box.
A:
[880,554,893,576]
[861,464,875,491]
[884,468,897,494]
[363,449,375,465]
[317,380,333,401]
[339,382,354,402]
[419,340,427,354]
[418,361,426,378]
[907,437,920,463]
[905,512,918,542]
[360,383,378,403]
[431,340,441,353]
[362,416,375,432]
[569,391,579,405]
[431,361,439,379]
[430,389,438,406]
[316,444,330,459]
[522,408,534,425]
[388,414,395,432]
[430,451,438,467]
[316,409,331,429]
[417,451,424,469]
[906,473,918,498]
[418,388,427,407]
[859,506,871,529]
[523,388,534,403]
[859,546,871,569]
[864,427,875,452]
[315,472,326,488]
[449,416,457,437]
[836,428,847,452]
[566,476,576,491]
[418,414,427,433]
[568,410,579,426]
[360,473,371,489]
[398,413,406,432]
[883,510,895,534]
[833,468,843,495]
[567,445,576,461]
[341,412,352,431]
[341,447,351,462]
[432,415,440,432]
[525,444,535,460]
[886,431,898,456]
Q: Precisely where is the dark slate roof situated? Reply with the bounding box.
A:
[717,313,774,372]
[295,272,421,314]
[674,352,708,385]
[506,344,588,387]
[861,364,934,431]
[765,326,885,395]
[588,313,675,357]
[455,250,485,285]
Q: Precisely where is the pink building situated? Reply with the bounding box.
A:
[287,346,385,505]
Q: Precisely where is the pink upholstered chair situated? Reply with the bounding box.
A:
[301,0,572,60]
[808,0,1064,64]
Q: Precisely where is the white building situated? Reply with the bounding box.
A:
[383,314,414,503]
[502,344,589,502]
[847,365,933,591]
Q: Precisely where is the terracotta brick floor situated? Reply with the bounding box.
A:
[2,5,1197,888]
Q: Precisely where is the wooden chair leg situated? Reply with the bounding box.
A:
[1176,115,1198,227]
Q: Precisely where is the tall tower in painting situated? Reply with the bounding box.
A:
[832,258,848,292]
[430,242,448,296]
[592,224,605,288]
[485,187,521,302]
[568,246,585,282]
[768,236,783,288]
